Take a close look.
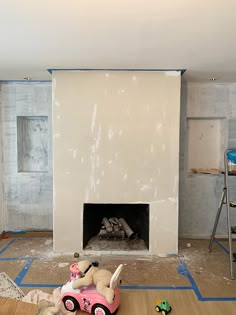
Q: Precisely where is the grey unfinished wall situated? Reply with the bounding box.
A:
[0,87,3,233]
[0,82,53,231]
[179,82,236,237]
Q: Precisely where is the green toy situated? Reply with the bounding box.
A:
[155,299,172,315]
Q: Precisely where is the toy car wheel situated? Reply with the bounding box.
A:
[155,305,160,312]
[161,311,167,315]
[63,296,79,312]
[92,303,111,315]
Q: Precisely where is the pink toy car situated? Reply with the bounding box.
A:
[61,263,123,315]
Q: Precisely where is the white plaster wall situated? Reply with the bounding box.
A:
[53,71,181,255]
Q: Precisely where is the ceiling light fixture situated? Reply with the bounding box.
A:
[209,77,216,81]
[24,77,32,80]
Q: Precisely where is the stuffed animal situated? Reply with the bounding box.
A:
[36,299,60,315]
[72,260,114,304]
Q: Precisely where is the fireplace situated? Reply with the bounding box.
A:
[83,203,149,251]
[53,70,180,256]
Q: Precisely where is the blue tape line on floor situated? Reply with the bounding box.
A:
[178,258,203,301]
[214,239,230,254]
[0,257,30,261]
[178,257,236,301]
[120,285,192,290]
[0,239,16,255]
[19,283,62,288]
[14,258,33,285]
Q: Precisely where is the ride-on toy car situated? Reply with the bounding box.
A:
[61,263,123,315]
[155,299,172,315]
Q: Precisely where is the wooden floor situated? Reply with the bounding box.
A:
[0,236,236,314]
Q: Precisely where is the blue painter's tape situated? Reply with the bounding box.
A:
[178,258,203,301]
[202,296,236,302]
[19,283,62,288]
[178,257,236,301]
[0,239,16,255]
[0,80,51,83]
[214,239,230,254]
[0,257,30,261]
[120,285,192,290]
[14,258,33,285]
[14,237,52,241]
[47,68,186,75]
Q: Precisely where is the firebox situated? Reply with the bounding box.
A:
[83,203,149,251]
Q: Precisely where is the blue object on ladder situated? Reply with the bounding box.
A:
[227,150,236,164]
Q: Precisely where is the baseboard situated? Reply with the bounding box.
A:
[1,230,53,239]
[179,234,236,240]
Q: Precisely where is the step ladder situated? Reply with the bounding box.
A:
[208,148,236,280]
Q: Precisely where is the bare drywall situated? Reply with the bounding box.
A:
[179,83,236,237]
[0,82,53,231]
[187,118,224,170]
[53,70,181,255]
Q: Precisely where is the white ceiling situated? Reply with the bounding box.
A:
[1,0,236,82]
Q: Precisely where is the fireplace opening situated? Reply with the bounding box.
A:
[83,203,149,251]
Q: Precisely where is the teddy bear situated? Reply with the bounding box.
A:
[36,299,60,315]
[72,260,114,304]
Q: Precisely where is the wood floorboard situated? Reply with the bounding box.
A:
[1,237,236,314]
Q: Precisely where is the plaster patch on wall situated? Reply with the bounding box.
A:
[118,89,125,95]
[53,133,61,139]
[123,174,127,181]
[91,104,97,133]
[89,156,96,192]
[173,175,178,195]
[119,130,123,136]
[163,112,166,121]
[85,191,89,202]
[165,71,180,77]
[68,148,78,159]
[91,144,96,153]
[108,128,114,140]
[150,144,154,153]
[168,197,176,203]
[96,156,100,168]
[95,125,102,149]
[162,144,165,151]
[55,101,60,107]
[140,185,151,191]
[132,75,137,81]
[154,188,158,198]
[156,123,162,131]
[65,171,71,175]
[56,115,61,119]
[81,157,84,164]
[105,73,110,78]
[108,160,112,164]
